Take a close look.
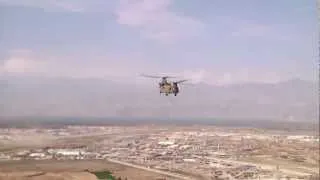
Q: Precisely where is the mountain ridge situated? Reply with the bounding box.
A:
[0,76,317,121]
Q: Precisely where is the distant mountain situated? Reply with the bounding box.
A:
[0,75,317,122]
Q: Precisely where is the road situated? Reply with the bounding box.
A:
[106,158,193,180]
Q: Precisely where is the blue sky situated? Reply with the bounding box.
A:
[0,0,317,85]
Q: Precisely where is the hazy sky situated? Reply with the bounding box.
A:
[0,0,317,85]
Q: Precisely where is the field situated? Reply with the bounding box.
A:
[0,160,174,180]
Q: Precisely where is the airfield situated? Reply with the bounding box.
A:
[0,120,318,180]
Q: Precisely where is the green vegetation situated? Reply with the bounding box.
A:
[91,170,116,180]
[87,170,128,180]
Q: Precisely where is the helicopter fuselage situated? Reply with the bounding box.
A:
[140,74,187,97]
[159,83,179,96]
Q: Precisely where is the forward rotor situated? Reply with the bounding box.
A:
[141,74,177,80]
[174,79,188,84]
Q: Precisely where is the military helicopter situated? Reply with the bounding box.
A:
[141,74,188,96]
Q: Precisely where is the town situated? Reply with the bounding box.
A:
[0,125,318,180]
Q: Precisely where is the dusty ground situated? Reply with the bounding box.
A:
[0,171,97,180]
[0,160,174,180]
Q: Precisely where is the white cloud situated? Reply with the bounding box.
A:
[230,23,292,41]
[231,23,273,37]
[0,0,204,43]
[3,58,42,73]
[178,68,285,86]
[180,69,208,84]
[9,49,33,55]
[0,49,160,83]
[50,1,84,12]
[114,0,206,43]
[0,49,292,85]
[0,0,87,12]
[217,16,292,40]
[0,49,47,74]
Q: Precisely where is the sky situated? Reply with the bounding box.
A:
[0,0,318,85]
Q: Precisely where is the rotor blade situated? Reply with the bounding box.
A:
[175,79,188,84]
[163,76,176,78]
[140,74,162,78]
[180,83,195,86]
[141,74,176,79]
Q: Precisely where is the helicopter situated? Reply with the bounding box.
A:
[141,74,188,96]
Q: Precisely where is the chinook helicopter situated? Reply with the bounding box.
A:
[141,74,188,96]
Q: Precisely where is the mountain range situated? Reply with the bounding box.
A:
[0,75,318,122]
